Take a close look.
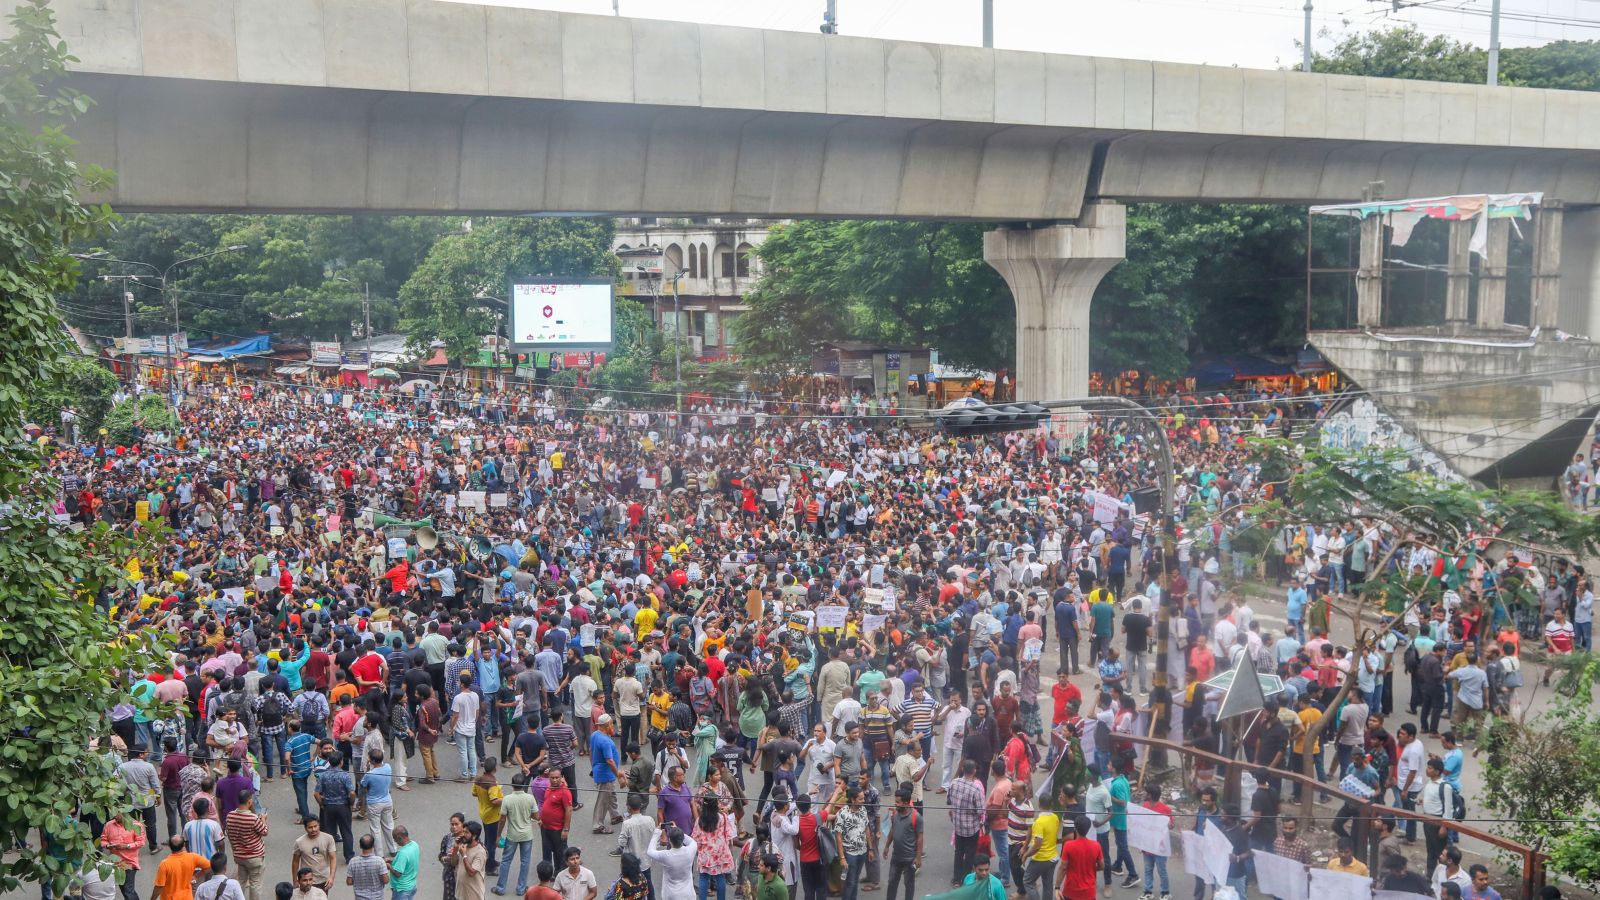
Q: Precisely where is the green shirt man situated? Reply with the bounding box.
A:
[389,832,420,893]
[501,788,538,843]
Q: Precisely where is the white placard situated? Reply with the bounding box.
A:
[458,490,487,514]
[863,614,886,634]
[1252,852,1310,900]
[1203,822,1234,886]
[489,492,508,508]
[825,470,847,489]
[1089,490,1128,525]
[386,537,408,559]
[1180,832,1216,885]
[1126,808,1170,856]
[221,587,245,605]
[816,605,848,629]
[862,588,885,605]
[640,476,657,490]
[580,623,597,647]
[1308,868,1372,900]
[254,575,277,595]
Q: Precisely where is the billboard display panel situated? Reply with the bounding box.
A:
[508,279,614,351]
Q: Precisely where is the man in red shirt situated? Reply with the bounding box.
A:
[303,637,333,693]
[350,641,387,694]
[1051,669,1082,727]
[539,769,574,868]
[1058,815,1104,900]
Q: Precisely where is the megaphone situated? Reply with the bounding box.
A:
[471,535,493,562]
[416,526,440,550]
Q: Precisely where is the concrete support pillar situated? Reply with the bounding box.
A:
[1567,208,1600,339]
[1477,218,1512,328]
[1531,201,1565,329]
[984,202,1126,403]
[1356,214,1385,327]
[1444,219,1474,324]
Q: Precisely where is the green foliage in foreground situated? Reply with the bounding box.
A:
[0,2,168,890]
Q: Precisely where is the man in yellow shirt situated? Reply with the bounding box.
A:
[634,604,659,637]
[1327,839,1369,876]
[1290,695,1325,803]
[1022,805,1061,900]
[473,758,505,876]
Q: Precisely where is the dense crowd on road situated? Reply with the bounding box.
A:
[37,376,1555,900]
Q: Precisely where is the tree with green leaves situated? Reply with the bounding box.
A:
[737,220,1014,375]
[1241,441,1600,827]
[1314,25,1600,93]
[25,353,119,436]
[66,214,456,344]
[0,2,168,891]
[1478,659,1600,888]
[398,217,618,362]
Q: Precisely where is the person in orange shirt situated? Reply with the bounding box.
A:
[151,834,213,900]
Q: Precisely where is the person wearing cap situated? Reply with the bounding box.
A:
[591,714,623,834]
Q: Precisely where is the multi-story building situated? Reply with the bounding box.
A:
[613,217,775,361]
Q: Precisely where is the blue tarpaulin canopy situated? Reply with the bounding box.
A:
[189,335,271,362]
[1186,354,1292,385]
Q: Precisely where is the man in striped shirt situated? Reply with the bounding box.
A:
[223,789,268,900]
[1005,779,1038,890]
[896,681,939,780]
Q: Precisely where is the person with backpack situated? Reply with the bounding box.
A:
[253,685,293,781]
[293,687,330,742]
[1419,759,1461,866]
[195,853,247,900]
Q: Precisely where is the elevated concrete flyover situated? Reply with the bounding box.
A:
[30,0,1600,218]
[20,0,1600,407]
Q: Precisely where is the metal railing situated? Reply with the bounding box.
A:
[1116,732,1547,897]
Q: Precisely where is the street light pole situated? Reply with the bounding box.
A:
[100,274,139,385]
[161,245,247,403]
[1487,0,1502,85]
[982,0,993,48]
[74,245,245,402]
[1302,0,1313,72]
[672,269,685,438]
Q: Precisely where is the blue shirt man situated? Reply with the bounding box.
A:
[286,729,317,779]
[1286,585,1308,630]
[362,762,393,805]
[590,721,620,785]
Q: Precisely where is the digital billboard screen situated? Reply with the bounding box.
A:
[508,279,614,351]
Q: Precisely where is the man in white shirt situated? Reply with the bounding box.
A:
[830,695,863,740]
[1325,529,1347,594]
[1576,578,1594,652]
[934,697,971,791]
[447,671,482,779]
[553,848,598,900]
[1394,723,1426,842]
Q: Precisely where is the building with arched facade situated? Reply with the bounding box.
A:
[613,218,774,360]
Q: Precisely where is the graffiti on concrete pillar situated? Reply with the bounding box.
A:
[1318,396,1460,481]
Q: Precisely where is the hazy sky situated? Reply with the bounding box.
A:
[441,0,1599,70]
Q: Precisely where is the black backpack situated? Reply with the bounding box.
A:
[260,692,286,729]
